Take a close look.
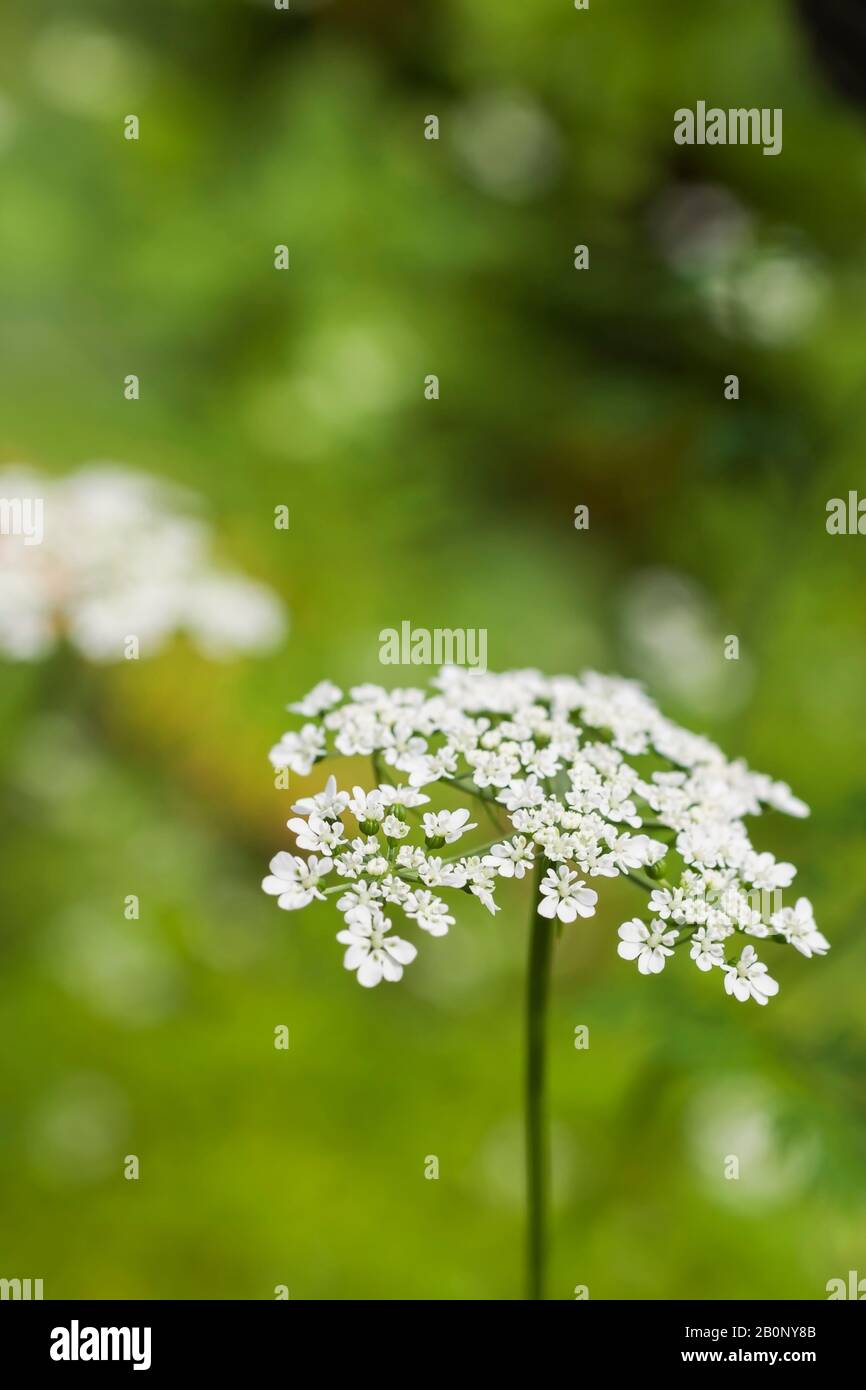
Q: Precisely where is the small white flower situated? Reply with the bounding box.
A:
[404,890,455,937]
[336,881,383,913]
[533,826,575,864]
[496,776,545,812]
[333,847,366,878]
[289,680,343,717]
[766,780,810,818]
[459,858,501,915]
[396,845,428,873]
[382,814,411,840]
[404,747,459,786]
[617,918,679,974]
[689,926,726,972]
[483,836,535,879]
[417,855,468,890]
[286,813,346,854]
[348,786,386,824]
[586,851,619,879]
[353,836,384,861]
[291,774,350,819]
[537,866,598,923]
[379,784,431,809]
[269,723,326,776]
[379,874,413,906]
[468,747,522,789]
[607,832,663,872]
[723,945,779,1004]
[336,907,418,987]
[422,807,477,846]
[744,852,796,892]
[520,744,560,780]
[261,852,333,909]
[770,897,829,958]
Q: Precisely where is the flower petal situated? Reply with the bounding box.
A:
[356,955,384,987]
[384,936,417,965]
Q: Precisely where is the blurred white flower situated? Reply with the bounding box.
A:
[651,183,826,345]
[0,464,286,662]
[620,569,751,718]
[31,23,147,119]
[688,1079,819,1205]
[705,246,827,346]
[45,909,182,1026]
[289,681,343,717]
[452,91,562,202]
[651,183,752,275]
[27,1073,130,1185]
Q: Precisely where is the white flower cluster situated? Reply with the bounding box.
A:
[262,668,826,998]
[0,465,286,662]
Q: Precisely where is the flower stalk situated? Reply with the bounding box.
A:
[525,856,555,1300]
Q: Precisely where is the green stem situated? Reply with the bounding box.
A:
[525,856,554,1301]
[624,868,669,893]
[450,774,499,802]
[440,837,501,864]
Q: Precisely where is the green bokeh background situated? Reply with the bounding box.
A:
[1,0,864,1300]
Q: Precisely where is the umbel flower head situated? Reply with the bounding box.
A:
[0,464,286,662]
[262,667,826,999]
